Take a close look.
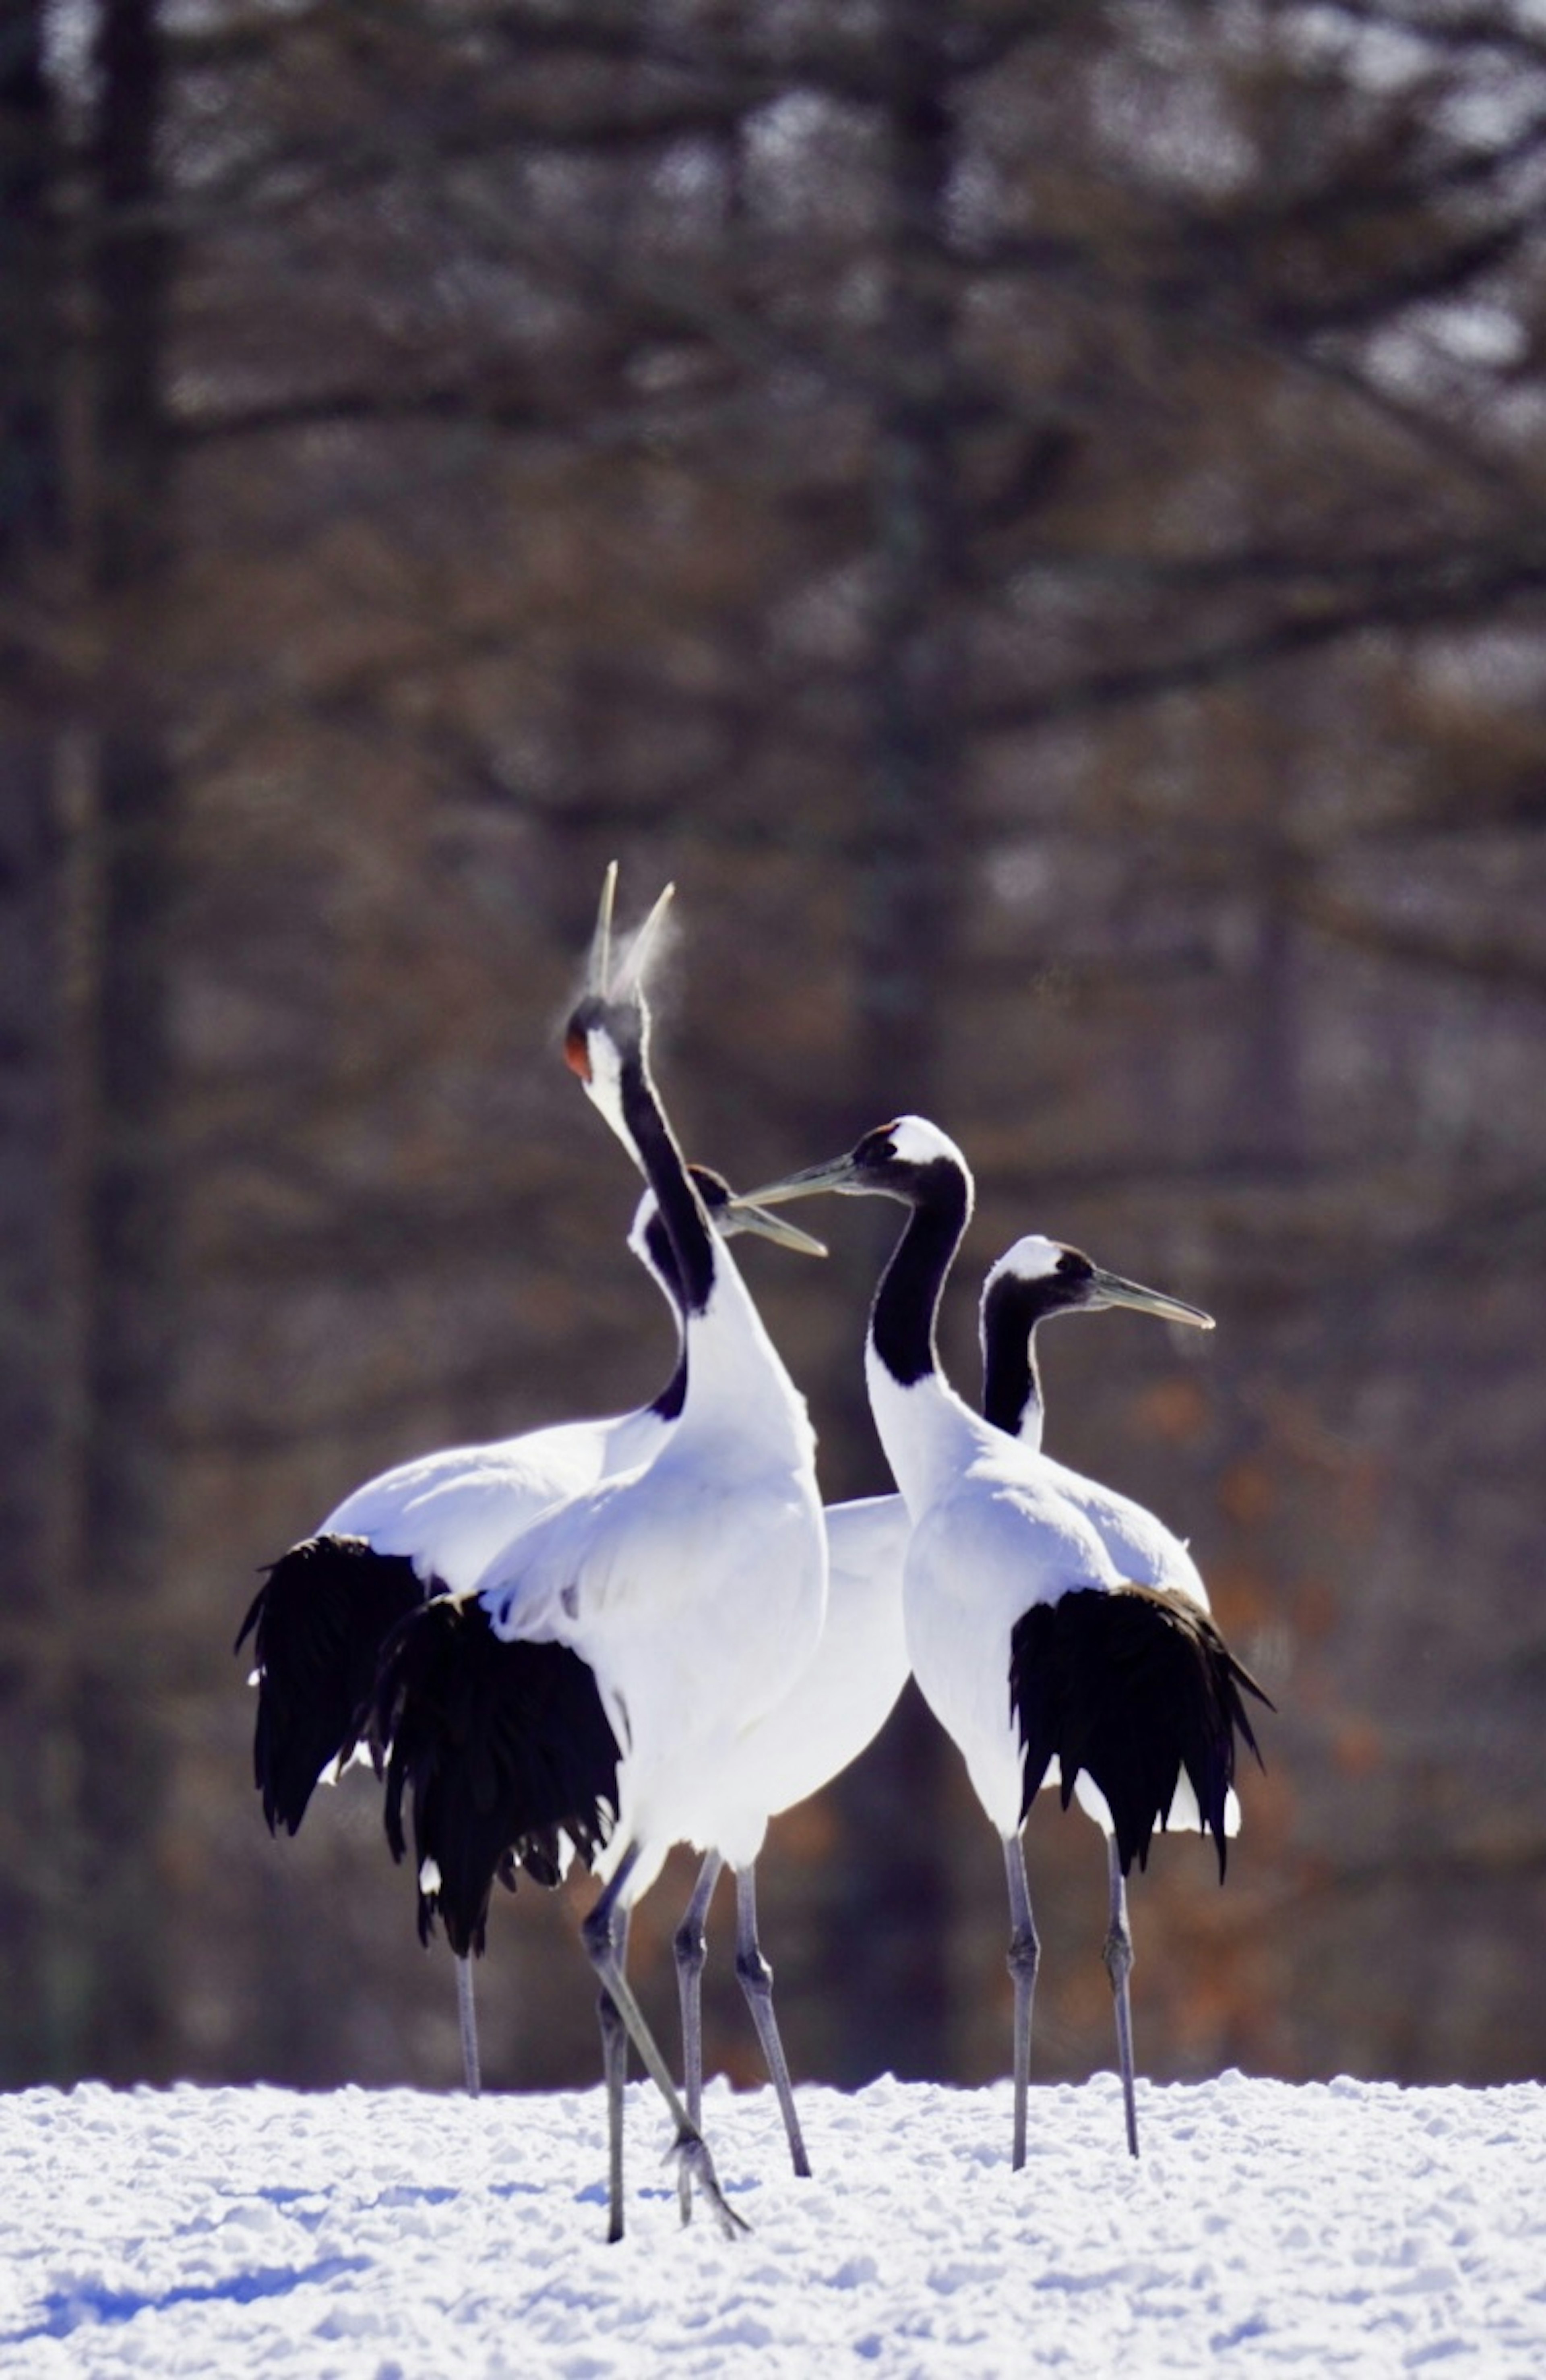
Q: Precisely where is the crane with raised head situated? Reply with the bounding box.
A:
[378,870,829,2241]
[239,884,820,2104]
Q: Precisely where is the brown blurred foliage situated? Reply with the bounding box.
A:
[3,0,1544,2101]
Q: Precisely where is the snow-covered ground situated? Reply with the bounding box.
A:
[2,2071,1542,2375]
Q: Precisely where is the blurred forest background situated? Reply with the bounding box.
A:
[3,0,1544,2107]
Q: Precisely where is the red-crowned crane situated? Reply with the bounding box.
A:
[378,873,829,2240]
[743,1118,1270,2163]
[239,930,820,2099]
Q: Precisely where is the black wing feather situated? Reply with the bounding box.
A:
[236,1534,426,1836]
[1011,1584,1271,1879]
[375,1596,620,1958]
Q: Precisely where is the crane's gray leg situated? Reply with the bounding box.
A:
[1103,1831,1139,2159]
[674,1850,723,2132]
[583,1845,747,2243]
[595,1901,633,2242]
[733,1863,810,2178]
[455,1955,481,2097]
[1004,1831,1040,2171]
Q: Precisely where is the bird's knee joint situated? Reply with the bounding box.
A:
[674,1922,708,1974]
[1103,1929,1134,1984]
[734,1946,772,1995]
[1007,1926,1040,1982]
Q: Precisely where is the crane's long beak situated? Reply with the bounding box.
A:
[736,1151,860,1207]
[587,861,619,995]
[585,865,674,1001]
[612,881,675,1000]
[721,1197,829,1258]
[1087,1267,1214,1331]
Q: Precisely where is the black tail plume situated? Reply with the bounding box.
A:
[376,1596,620,1958]
[1011,1583,1272,1878]
[236,1534,425,1836]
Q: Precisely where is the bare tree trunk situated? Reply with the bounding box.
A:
[0,0,80,2083]
[830,0,964,2086]
[69,0,180,2079]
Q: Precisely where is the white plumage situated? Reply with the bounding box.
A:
[240,1157,818,2099]
[668,1487,914,2164]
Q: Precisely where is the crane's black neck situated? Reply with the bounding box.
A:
[640,1207,690,1419]
[618,1041,715,1317]
[870,1158,971,1389]
[649,1351,688,1422]
[980,1272,1047,1440]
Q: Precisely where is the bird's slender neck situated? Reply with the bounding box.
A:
[649,1339,688,1422]
[864,1157,987,1515]
[979,1275,1046,1451]
[611,1030,811,1463]
[637,1212,690,1422]
[616,1043,715,1318]
[869,1160,972,1391]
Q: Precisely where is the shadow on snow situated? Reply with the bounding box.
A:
[9,2254,372,2343]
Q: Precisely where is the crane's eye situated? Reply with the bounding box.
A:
[855,1126,899,1168]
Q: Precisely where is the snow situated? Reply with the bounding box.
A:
[3,2071,1543,2376]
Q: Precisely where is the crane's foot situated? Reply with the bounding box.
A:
[670,2127,749,2240]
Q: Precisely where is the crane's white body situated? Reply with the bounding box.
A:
[883,1301,1236,1847]
[741,1492,914,1819]
[320,1405,670,1597]
[473,1316,827,1893]
[310,1185,690,1596]
[870,1349,1128,1840]
[1009,1490,1235,1837]
[655,1484,913,2184]
[470,1037,829,1904]
[1020,1453,1206,1611]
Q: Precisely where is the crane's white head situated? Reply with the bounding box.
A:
[986,1234,1064,1284]
[741,1113,973,1212]
[982,1234,1215,1329]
